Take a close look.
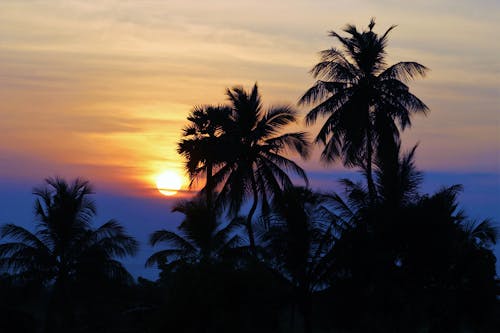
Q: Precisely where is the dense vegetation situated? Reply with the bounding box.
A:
[1,20,498,333]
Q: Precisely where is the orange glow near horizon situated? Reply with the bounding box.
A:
[0,1,498,196]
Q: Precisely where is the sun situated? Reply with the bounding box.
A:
[155,170,183,196]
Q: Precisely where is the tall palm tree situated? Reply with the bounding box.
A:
[0,177,138,332]
[177,105,232,210]
[299,19,428,202]
[146,197,243,270]
[260,186,340,333]
[213,83,310,252]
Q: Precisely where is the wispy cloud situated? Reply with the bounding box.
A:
[0,0,498,195]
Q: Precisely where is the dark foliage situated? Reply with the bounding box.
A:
[326,139,498,332]
[299,19,428,202]
[0,178,138,332]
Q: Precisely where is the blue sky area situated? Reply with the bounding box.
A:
[1,170,498,280]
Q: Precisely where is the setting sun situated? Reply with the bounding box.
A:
[155,170,183,196]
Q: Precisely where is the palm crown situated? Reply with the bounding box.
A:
[178,106,232,185]
[146,197,243,271]
[0,178,138,284]
[300,19,428,201]
[213,83,310,250]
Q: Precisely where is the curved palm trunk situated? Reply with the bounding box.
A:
[246,173,258,254]
[206,162,213,211]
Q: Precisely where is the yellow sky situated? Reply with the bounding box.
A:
[1,0,498,196]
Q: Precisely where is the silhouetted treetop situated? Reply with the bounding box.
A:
[299,19,428,204]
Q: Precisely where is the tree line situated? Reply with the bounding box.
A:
[1,20,498,333]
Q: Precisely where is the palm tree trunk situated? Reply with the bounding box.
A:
[59,275,74,332]
[303,301,312,333]
[247,174,258,254]
[45,274,74,333]
[43,287,57,333]
[366,125,376,205]
[298,288,312,333]
[206,162,213,211]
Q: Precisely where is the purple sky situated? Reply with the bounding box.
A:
[1,169,498,280]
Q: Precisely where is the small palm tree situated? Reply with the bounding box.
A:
[213,83,310,252]
[260,187,340,333]
[0,177,138,331]
[300,19,428,202]
[178,105,233,209]
[146,197,243,271]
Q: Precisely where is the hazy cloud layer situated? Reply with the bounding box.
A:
[1,0,498,195]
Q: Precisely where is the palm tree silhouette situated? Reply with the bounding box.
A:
[178,105,233,210]
[0,177,138,332]
[260,186,340,333]
[329,140,498,331]
[299,18,428,202]
[213,83,310,252]
[401,185,498,331]
[146,197,243,270]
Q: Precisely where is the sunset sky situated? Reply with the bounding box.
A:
[1,0,498,277]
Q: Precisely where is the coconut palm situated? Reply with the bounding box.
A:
[329,142,498,331]
[260,187,340,333]
[213,83,310,252]
[146,197,243,271]
[0,177,138,332]
[177,105,233,209]
[299,19,428,202]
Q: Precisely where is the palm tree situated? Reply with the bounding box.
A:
[329,142,498,331]
[146,197,243,271]
[177,105,232,210]
[213,83,310,252]
[299,19,428,202]
[260,187,340,333]
[0,177,138,332]
[147,197,248,333]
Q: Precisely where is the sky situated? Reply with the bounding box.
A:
[0,0,499,279]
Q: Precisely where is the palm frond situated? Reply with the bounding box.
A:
[299,80,349,106]
[215,164,248,217]
[261,152,309,187]
[462,219,499,247]
[0,242,52,273]
[304,88,354,127]
[145,249,185,268]
[265,132,310,159]
[90,224,139,258]
[149,229,195,253]
[258,106,297,136]
[380,61,428,82]
[100,259,135,285]
[0,224,45,248]
[212,217,244,247]
[309,61,358,83]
